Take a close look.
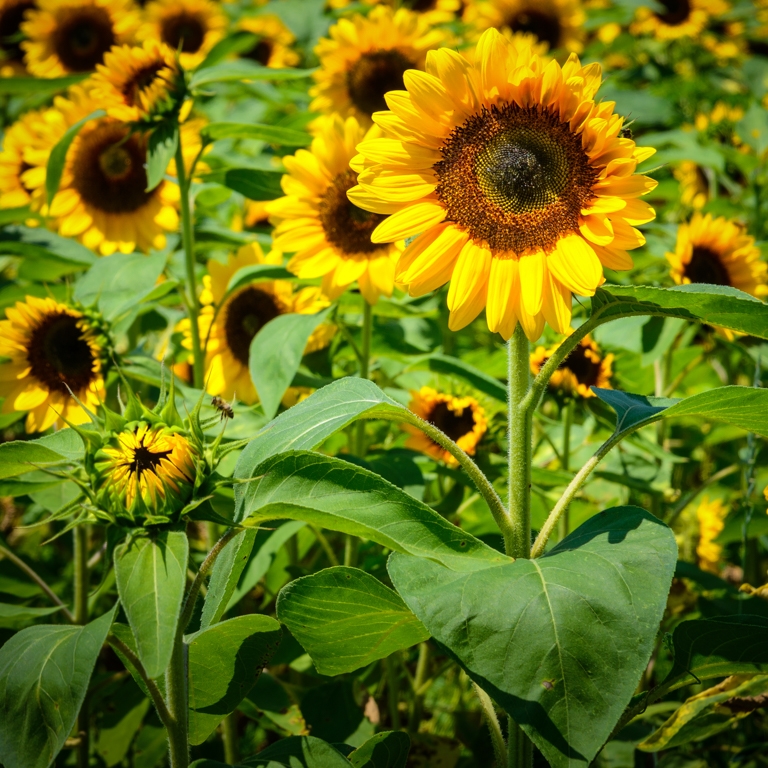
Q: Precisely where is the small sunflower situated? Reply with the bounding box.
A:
[310,6,446,123]
[332,0,461,25]
[0,0,37,72]
[138,0,226,70]
[695,496,727,573]
[630,0,728,41]
[267,114,402,304]
[350,29,657,340]
[674,161,709,210]
[238,14,300,69]
[667,213,768,298]
[530,332,613,398]
[0,296,106,432]
[0,107,51,210]
[90,40,182,122]
[21,0,139,77]
[405,386,487,464]
[180,243,334,404]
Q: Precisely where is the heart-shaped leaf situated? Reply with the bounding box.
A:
[389,506,677,768]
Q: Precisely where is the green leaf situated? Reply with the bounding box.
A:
[108,622,163,700]
[94,677,151,767]
[276,567,429,675]
[189,61,315,89]
[348,731,410,768]
[203,122,310,147]
[241,735,353,767]
[114,530,188,679]
[389,506,677,768]
[249,308,332,420]
[226,264,294,295]
[736,102,768,156]
[0,429,83,480]
[222,168,284,200]
[146,122,179,192]
[188,614,282,745]
[426,354,506,403]
[196,31,259,69]
[0,74,88,94]
[46,110,105,205]
[0,225,95,266]
[0,602,63,629]
[238,451,506,570]
[0,606,116,768]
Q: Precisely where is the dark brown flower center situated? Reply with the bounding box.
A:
[130,444,172,476]
[52,5,115,72]
[508,9,562,49]
[161,11,206,53]
[426,400,477,442]
[319,169,387,256]
[245,38,274,66]
[684,246,731,286]
[408,0,438,11]
[563,345,603,388]
[347,49,414,117]
[122,62,166,106]
[27,311,96,395]
[0,0,34,61]
[656,0,691,25]
[71,122,154,214]
[435,104,597,255]
[224,286,283,366]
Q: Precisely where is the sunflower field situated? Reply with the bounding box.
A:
[1,0,768,767]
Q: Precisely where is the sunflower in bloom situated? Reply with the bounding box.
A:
[0,0,37,73]
[695,496,727,573]
[331,0,461,25]
[350,30,657,340]
[674,162,709,211]
[405,386,487,464]
[238,14,300,69]
[530,332,613,398]
[90,40,182,123]
[267,114,402,304]
[630,0,728,41]
[179,243,335,404]
[21,0,139,77]
[310,6,446,123]
[0,107,51,210]
[667,213,768,298]
[0,297,106,432]
[138,0,226,70]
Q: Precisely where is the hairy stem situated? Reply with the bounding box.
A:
[74,526,89,768]
[473,683,507,767]
[166,631,189,768]
[558,399,574,541]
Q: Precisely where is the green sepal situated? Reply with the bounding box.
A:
[157,371,184,429]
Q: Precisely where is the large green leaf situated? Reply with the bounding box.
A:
[0,602,63,629]
[114,529,188,679]
[222,168,284,200]
[241,736,353,767]
[276,567,429,675]
[146,122,179,192]
[237,451,507,571]
[348,732,410,768]
[0,429,83,480]
[188,614,282,745]
[227,264,294,295]
[0,74,87,94]
[202,122,310,147]
[189,61,315,88]
[0,226,94,267]
[0,607,116,768]
[389,507,677,768]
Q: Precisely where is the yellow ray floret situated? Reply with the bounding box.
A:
[350,29,657,341]
[695,496,728,573]
[330,0,461,25]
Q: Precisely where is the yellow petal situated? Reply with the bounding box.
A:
[447,240,491,330]
[518,250,546,317]
[579,214,615,246]
[486,256,519,338]
[371,200,446,243]
[547,234,603,296]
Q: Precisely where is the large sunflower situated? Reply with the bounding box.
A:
[267,114,402,304]
[667,213,768,297]
[0,0,36,72]
[310,6,446,123]
[0,296,106,432]
[630,0,728,41]
[180,243,334,403]
[138,0,226,70]
[0,107,51,210]
[21,0,139,77]
[463,0,586,53]
[405,386,487,464]
[350,29,657,340]
[238,14,300,69]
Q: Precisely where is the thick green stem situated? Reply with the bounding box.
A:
[175,135,204,389]
[74,525,89,768]
[558,399,574,541]
[473,683,507,766]
[408,642,430,733]
[508,722,533,768]
[386,653,400,730]
[222,712,239,765]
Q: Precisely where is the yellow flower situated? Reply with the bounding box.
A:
[90,40,181,122]
[238,14,300,69]
[309,6,446,123]
[267,114,402,305]
[463,0,586,54]
[667,213,768,298]
[530,332,613,398]
[631,0,728,41]
[0,106,51,210]
[138,0,226,70]
[350,29,657,340]
[0,0,37,72]
[405,386,487,464]
[331,0,461,25]
[0,296,106,432]
[695,496,727,573]
[21,0,139,77]
[674,161,709,210]
[180,243,335,404]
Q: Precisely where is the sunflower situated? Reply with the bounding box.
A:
[350,29,657,340]
[238,14,300,69]
[667,213,768,298]
[463,0,586,54]
[309,6,446,123]
[674,161,709,210]
[0,0,36,72]
[630,0,728,41]
[405,386,487,464]
[530,332,613,398]
[0,107,51,210]
[180,243,334,404]
[90,40,182,123]
[695,496,727,573]
[267,114,402,304]
[138,0,226,70]
[0,296,106,432]
[332,0,461,25]
[21,0,139,77]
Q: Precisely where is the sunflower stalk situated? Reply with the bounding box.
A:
[73,524,90,768]
[558,398,575,540]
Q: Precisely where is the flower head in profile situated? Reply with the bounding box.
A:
[238,14,300,69]
[667,213,768,298]
[267,114,402,304]
[695,496,728,573]
[631,0,728,41]
[0,296,106,432]
[351,29,657,340]
[405,387,487,464]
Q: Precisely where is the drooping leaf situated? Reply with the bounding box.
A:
[0,225,94,266]
[389,506,677,768]
[189,61,315,89]
[226,264,294,295]
[146,122,179,192]
[241,735,353,767]
[0,429,83,480]
[237,451,507,570]
[348,731,411,768]
[276,567,429,675]
[222,168,284,200]
[114,529,188,679]
[0,74,88,94]
[0,602,63,629]
[188,614,282,745]
[0,607,116,768]
[203,122,310,147]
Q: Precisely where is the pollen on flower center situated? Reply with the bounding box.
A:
[346,49,414,117]
[53,6,116,71]
[224,286,282,365]
[426,401,477,442]
[684,246,731,285]
[507,10,562,48]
